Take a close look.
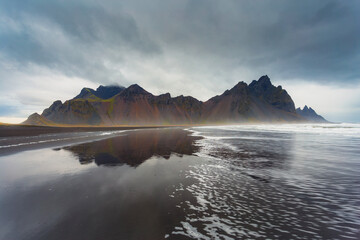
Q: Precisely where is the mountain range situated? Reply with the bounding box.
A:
[23,75,328,126]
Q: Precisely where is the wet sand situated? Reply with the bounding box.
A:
[0,125,172,156]
[0,125,359,239]
[0,128,202,240]
[0,125,162,137]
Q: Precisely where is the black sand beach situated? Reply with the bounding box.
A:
[0,125,359,239]
[0,125,159,137]
[0,125,168,156]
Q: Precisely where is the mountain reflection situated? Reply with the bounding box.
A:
[61,129,201,167]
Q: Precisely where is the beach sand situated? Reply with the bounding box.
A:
[0,125,164,137]
[0,125,172,156]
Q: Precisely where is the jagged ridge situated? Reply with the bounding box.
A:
[296,105,327,123]
[74,85,125,100]
[23,75,328,125]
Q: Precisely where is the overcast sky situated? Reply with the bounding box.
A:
[0,0,359,123]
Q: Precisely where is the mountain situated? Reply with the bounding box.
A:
[23,113,55,126]
[73,85,125,100]
[202,75,299,122]
[23,75,328,126]
[296,105,328,123]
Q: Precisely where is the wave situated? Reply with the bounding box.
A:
[170,124,360,239]
[191,123,360,138]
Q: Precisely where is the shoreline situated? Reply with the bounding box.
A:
[0,121,336,138]
[0,125,174,138]
[0,126,180,157]
[0,125,205,157]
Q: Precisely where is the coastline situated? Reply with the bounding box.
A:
[0,124,175,138]
[0,122,338,156]
[0,123,359,239]
[0,120,328,138]
[0,125,175,156]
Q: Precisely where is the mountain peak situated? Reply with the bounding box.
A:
[227,81,248,95]
[258,75,271,83]
[128,84,145,92]
[74,87,94,99]
[249,75,272,89]
[248,75,296,113]
[120,84,151,96]
[128,83,142,89]
[96,85,123,91]
[94,85,125,99]
[74,85,125,100]
[158,92,171,98]
[234,81,248,88]
[23,113,52,126]
[296,105,328,123]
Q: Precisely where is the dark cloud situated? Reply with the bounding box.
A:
[0,0,359,121]
[0,0,160,83]
[129,0,360,83]
[1,0,359,83]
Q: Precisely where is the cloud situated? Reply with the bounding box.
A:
[285,81,360,123]
[135,0,360,82]
[0,0,359,122]
[0,105,17,116]
[0,0,160,84]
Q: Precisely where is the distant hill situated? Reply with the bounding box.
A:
[23,75,328,126]
[296,106,328,123]
[23,113,56,126]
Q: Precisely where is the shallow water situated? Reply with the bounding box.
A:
[0,124,359,239]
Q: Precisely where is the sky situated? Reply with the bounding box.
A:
[0,0,359,123]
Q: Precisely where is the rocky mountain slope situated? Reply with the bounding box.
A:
[73,85,125,100]
[23,75,327,125]
[296,106,328,123]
